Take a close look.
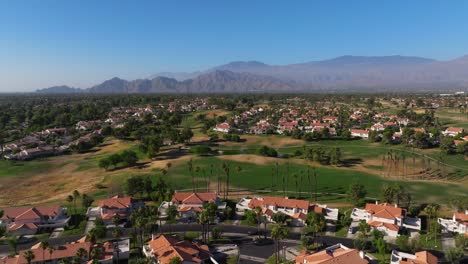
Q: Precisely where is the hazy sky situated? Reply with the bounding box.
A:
[1,0,468,92]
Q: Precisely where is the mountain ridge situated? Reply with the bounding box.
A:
[37,55,468,93]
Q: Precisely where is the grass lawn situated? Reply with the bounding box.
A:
[0,160,51,178]
[162,156,467,204]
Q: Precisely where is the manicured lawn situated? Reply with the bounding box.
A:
[162,156,467,204]
[0,160,51,178]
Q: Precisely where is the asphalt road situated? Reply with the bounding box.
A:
[1,223,454,262]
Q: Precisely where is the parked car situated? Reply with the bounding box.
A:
[253,238,273,246]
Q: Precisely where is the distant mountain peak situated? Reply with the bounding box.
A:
[314,55,436,66]
[215,60,268,70]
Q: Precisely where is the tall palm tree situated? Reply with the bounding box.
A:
[254,206,263,238]
[39,241,49,264]
[271,225,289,264]
[23,250,35,264]
[7,236,18,254]
[72,190,80,214]
[199,211,210,243]
[188,159,194,192]
[48,246,55,261]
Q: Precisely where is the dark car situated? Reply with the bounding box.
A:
[253,238,273,246]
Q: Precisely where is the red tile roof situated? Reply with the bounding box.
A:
[147,235,211,264]
[365,203,404,220]
[368,220,399,231]
[2,206,62,221]
[97,196,134,209]
[171,192,217,204]
[249,196,310,211]
[295,246,368,264]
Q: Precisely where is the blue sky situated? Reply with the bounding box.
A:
[1,0,468,91]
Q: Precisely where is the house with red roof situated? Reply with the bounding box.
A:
[295,243,372,264]
[351,202,421,237]
[0,206,70,236]
[213,122,231,133]
[390,250,438,264]
[86,195,142,225]
[159,192,226,221]
[350,129,369,139]
[237,196,338,226]
[143,234,211,264]
[437,210,468,235]
[1,238,129,264]
[442,127,465,137]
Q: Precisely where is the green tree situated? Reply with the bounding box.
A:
[168,257,182,264]
[271,212,288,225]
[271,224,289,264]
[39,241,49,264]
[444,247,464,264]
[346,183,367,206]
[375,237,390,262]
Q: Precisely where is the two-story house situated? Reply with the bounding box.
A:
[159,192,226,221]
[351,202,421,237]
[86,196,141,225]
[0,206,70,236]
[237,196,338,226]
[438,210,468,235]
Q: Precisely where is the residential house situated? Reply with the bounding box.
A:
[437,210,468,235]
[390,250,437,264]
[75,120,103,131]
[1,238,129,264]
[159,192,226,221]
[295,243,372,264]
[12,146,56,160]
[86,196,141,225]
[442,127,464,137]
[350,129,369,139]
[213,122,231,133]
[237,196,338,226]
[143,234,211,264]
[351,202,421,237]
[0,206,70,236]
[277,121,298,134]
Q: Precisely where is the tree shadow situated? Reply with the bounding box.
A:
[338,158,363,167]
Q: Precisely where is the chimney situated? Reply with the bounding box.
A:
[151,234,155,241]
[395,204,398,208]
[359,251,365,259]
[375,200,378,205]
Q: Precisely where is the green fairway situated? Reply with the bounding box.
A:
[160,156,468,204]
[0,160,51,178]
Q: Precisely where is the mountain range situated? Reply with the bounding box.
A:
[37,55,468,93]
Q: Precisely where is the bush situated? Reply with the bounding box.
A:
[191,145,212,155]
[257,145,278,157]
[223,134,241,142]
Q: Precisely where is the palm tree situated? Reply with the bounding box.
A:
[271,224,289,264]
[255,206,263,238]
[76,247,88,264]
[188,159,194,192]
[72,190,80,214]
[48,246,55,261]
[199,211,210,243]
[90,248,103,261]
[7,236,18,254]
[23,250,35,264]
[39,241,49,264]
